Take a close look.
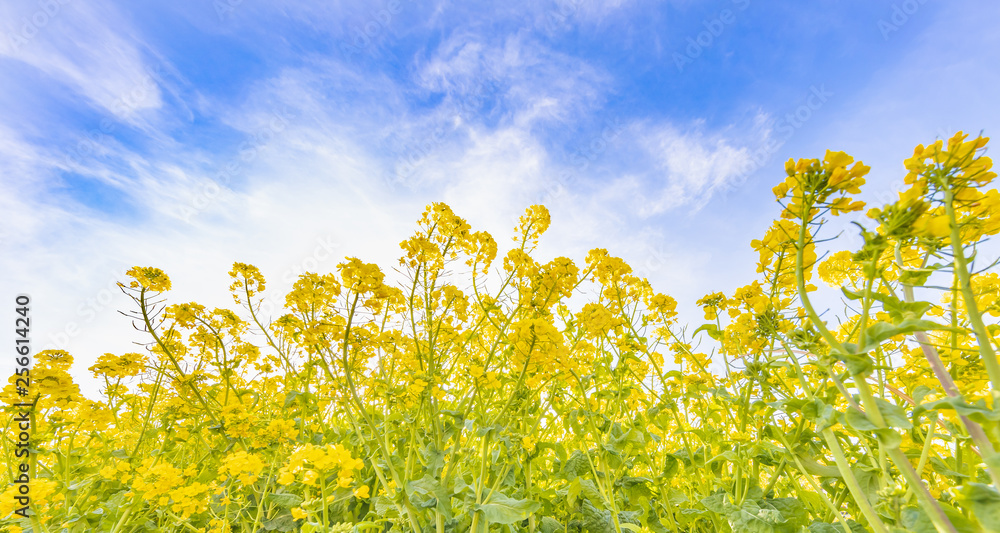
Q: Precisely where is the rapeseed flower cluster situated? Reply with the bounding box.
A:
[2,134,999,533]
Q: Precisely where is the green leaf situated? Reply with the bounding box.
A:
[797,452,843,478]
[706,450,739,466]
[899,268,935,287]
[729,499,790,533]
[987,452,1000,474]
[873,428,902,448]
[264,493,304,509]
[261,514,298,532]
[283,390,315,409]
[802,399,840,432]
[622,477,653,502]
[537,442,568,465]
[901,502,981,533]
[861,319,958,352]
[475,492,540,525]
[853,467,882,505]
[563,451,591,479]
[958,483,1000,531]
[406,474,452,519]
[661,454,679,480]
[765,498,810,530]
[911,385,934,404]
[539,517,564,533]
[806,522,842,533]
[694,323,723,341]
[841,287,934,322]
[700,492,731,515]
[829,345,873,376]
[808,521,865,533]
[929,457,968,479]
[567,478,605,507]
[844,398,911,433]
[875,398,913,429]
[914,396,1000,425]
[373,496,398,517]
[581,500,616,533]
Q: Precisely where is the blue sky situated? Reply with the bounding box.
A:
[2,0,998,394]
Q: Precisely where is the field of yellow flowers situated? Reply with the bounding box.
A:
[3,132,1000,532]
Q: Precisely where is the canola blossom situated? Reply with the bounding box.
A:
[3,132,1000,533]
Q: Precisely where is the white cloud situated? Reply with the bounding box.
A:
[415,33,610,127]
[0,0,163,120]
[638,123,752,213]
[0,10,767,396]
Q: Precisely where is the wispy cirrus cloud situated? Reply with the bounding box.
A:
[0,0,163,119]
[2,0,997,396]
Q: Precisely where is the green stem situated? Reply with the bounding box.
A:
[821,429,888,533]
[894,245,1000,487]
[792,204,952,531]
[777,433,853,533]
[944,188,1000,397]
